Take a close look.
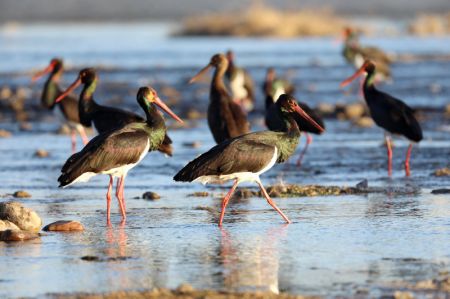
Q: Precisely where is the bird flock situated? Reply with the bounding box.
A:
[30,28,423,226]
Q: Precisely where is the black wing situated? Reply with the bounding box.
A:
[174,133,276,182]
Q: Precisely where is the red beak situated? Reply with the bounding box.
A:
[31,61,57,82]
[189,64,211,84]
[55,77,81,103]
[294,104,324,133]
[340,62,368,88]
[153,96,184,124]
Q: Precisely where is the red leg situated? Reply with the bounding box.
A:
[78,126,89,145]
[256,179,291,224]
[119,176,126,211]
[70,129,76,153]
[106,176,113,226]
[404,143,413,177]
[385,135,393,176]
[296,133,312,167]
[115,176,126,223]
[219,179,239,227]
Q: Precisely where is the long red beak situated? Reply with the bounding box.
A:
[153,96,184,124]
[340,63,367,88]
[294,105,325,133]
[31,61,56,82]
[189,64,211,84]
[55,77,81,103]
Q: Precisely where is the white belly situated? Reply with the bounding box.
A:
[194,147,278,185]
[230,71,248,100]
[67,139,150,186]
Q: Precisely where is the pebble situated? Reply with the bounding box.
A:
[19,122,32,131]
[0,129,12,138]
[316,103,335,116]
[142,191,161,200]
[356,179,369,189]
[353,116,374,128]
[13,190,31,198]
[344,103,365,119]
[43,220,84,232]
[0,202,42,232]
[431,189,450,194]
[0,220,20,231]
[433,167,450,176]
[0,229,40,242]
[182,141,201,148]
[185,108,204,120]
[188,191,209,197]
[176,283,195,294]
[34,149,49,158]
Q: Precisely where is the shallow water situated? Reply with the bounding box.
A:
[0,23,450,298]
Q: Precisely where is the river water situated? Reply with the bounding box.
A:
[0,23,449,298]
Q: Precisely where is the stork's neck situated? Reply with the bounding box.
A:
[211,64,228,100]
[144,103,165,129]
[80,80,97,104]
[363,70,376,97]
[42,72,63,108]
[285,114,301,139]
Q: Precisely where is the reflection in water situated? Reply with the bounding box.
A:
[218,225,288,294]
[105,223,128,257]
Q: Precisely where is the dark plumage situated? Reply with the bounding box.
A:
[190,53,250,144]
[341,60,422,176]
[174,94,324,226]
[32,58,89,152]
[263,68,325,166]
[56,68,173,156]
[59,86,183,224]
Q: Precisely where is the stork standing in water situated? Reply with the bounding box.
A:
[263,68,325,166]
[32,58,89,152]
[55,68,174,156]
[58,87,183,224]
[190,53,250,144]
[174,94,324,226]
[225,50,255,112]
[342,27,392,82]
[340,60,422,176]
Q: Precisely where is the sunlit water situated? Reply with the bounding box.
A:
[0,23,449,298]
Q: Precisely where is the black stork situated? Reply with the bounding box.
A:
[58,86,183,224]
[55,68,173,156]
[263,68,325,166]
[190,53,250,144]
[342,27,392,82]
[32,58,89,152]
[340,60,423,176]
[174,94,324,226]
[225,50,255,112]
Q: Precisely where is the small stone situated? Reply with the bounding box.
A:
[0,86,12,100]
[176,283,194,294]
[0,129,12,138]
[0,202,42,232]
[186,108,204,120]
[81,255,100,262]
[142,191,161,200]
[0,229,40,242]
[394,291,414,299]
[0,220,20,231]
[433,167,450,176]
[57,124,71,135]
[13,190,31,198]
[182,141,201,148]
[43,220,84,232]
[344,103,365,119]
[34,149,49,158]
[356,179,368,189]
[431,189,450,194]
[19,122,32,131]
[353,116,374,128]
[317,103,335,115]
[188,191,209,197]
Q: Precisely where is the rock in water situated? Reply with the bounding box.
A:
[0,220,20,231]
[43,220,84,232]
[142,191,161,200]
[13,190,31,198]
[0,202,42,232]
[0,229,40,242]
